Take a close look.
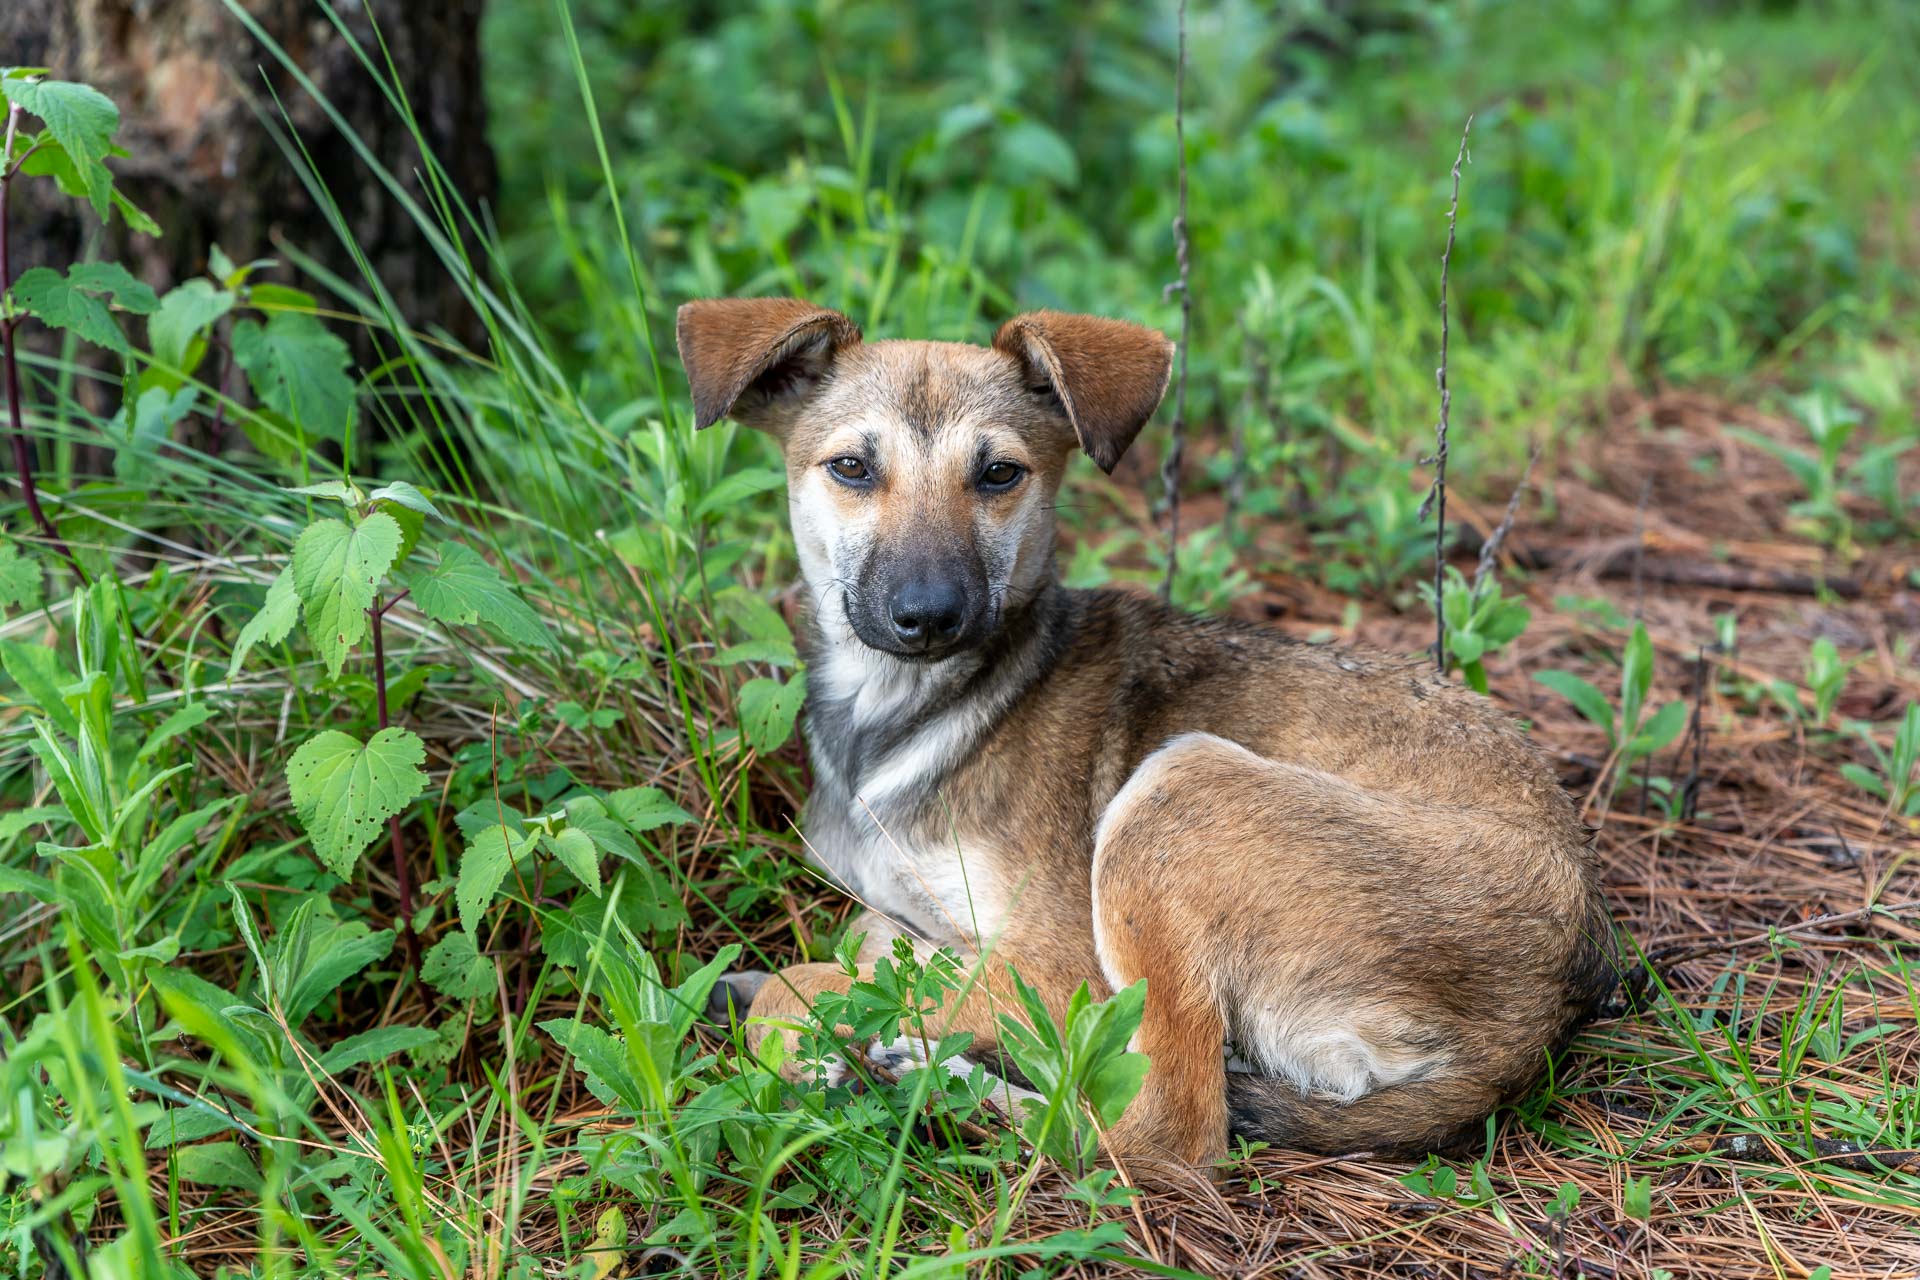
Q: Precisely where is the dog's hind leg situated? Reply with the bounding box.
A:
[1089,736,1242,1167]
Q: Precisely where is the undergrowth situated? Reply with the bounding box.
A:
[3,1,1919,1276]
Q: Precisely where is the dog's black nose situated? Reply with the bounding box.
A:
[889,580,966,648]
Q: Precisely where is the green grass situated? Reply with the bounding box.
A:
[3,0,1919,1275]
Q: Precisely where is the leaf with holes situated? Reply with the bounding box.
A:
[232,312,357,442]
[737,673,807,754]
[410,542,555,650]
[290,514,401,678]
[4,77,119,218]
[285,728,427,879]
[457,823,538,937]
[12,262,158,354]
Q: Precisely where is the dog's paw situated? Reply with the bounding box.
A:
[705,970,770,1026]
[864,1035,1044,1114]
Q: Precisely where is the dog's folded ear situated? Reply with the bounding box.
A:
[676,297,862,430]
[992,311,1174,473]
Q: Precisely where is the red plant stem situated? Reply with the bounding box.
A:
[370,593,420,970]
[1,104,87,585]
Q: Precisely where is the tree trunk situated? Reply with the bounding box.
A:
[2,0,494,346]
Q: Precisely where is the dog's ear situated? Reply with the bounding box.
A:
[676,297,861,430]
[992,310,1173,473]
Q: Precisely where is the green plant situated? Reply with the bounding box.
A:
[1422,566,1532,693]
[1727,390,1915,554]
[995,972,1150,1174]
[1840,705,1920,823]
[1535,624,1688,795]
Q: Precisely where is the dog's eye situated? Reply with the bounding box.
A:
[979,460,1024,490]
[826,456,871,484]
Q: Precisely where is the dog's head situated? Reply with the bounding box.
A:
[676,298,1172,661]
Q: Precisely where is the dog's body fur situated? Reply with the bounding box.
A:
[676,297,1618,1167]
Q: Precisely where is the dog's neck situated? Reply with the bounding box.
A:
[800,573,1071,808]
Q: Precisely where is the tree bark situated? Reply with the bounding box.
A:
[2,0,494,346]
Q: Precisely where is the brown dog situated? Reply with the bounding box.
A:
[676,297,1618,1168]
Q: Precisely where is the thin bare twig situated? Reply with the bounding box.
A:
[1471,438,1541,594]
[1158,0,1192,606]
[1422,115,1472,670]
[1,102,88,586]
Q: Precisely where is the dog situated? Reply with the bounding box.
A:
[675,296,1618,1168]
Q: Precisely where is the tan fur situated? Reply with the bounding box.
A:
[676,298,1619,1171]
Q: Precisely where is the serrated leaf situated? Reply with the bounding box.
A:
[232,312,356,442]
[12,262,157,354]
[544,827,602,896]
[230,567,299,674]
[149,279,234,371]
[290,514,401,677]
[457,823,537,936]
[367,480,443,520]
[607,786,695,834]
[411,542,555,650]
[711,637,797,667]
[0,539,43,613]
[738,673,807,754]
[537,1017,637,1110]
[6,77,119,219]
[283,480,361,504]
[421,931,495,1000]
[285,728,427,879]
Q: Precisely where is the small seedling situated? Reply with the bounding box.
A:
[1423,565,1532,693]
[1536,624,1688,795]
[1840,704,1920,823]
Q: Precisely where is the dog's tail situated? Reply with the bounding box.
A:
[1225,1073,1500,1158]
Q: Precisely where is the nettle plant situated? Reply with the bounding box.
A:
[230,479,702,981]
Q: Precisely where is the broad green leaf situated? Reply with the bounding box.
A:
[12,262,158,354]
[112,385,195,483]
[1628,700,1690,757]
[171,1141,263,1192]
[544,827,602,896]
[230,567,299,674]
[148,279,234,371]
[317,1025,441,1074]
[457,823,537,936]
[711,638,798,668]
[410,542,555,650]
[268,897,396,1026]
[5,77,119,218]
[367,481,443,520]
[421,931,494,1000]
[1534,670,1615,740]
[0,638,80,739]
[537,1017,638,1110]
[290,514,401,677]
[738,673,807,754]
[232,312,357,442]
[0,539,42,613]
[285,727,427,879]
[283,480,361,504]
[607,786,695,834]
[996,119,1079,187]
